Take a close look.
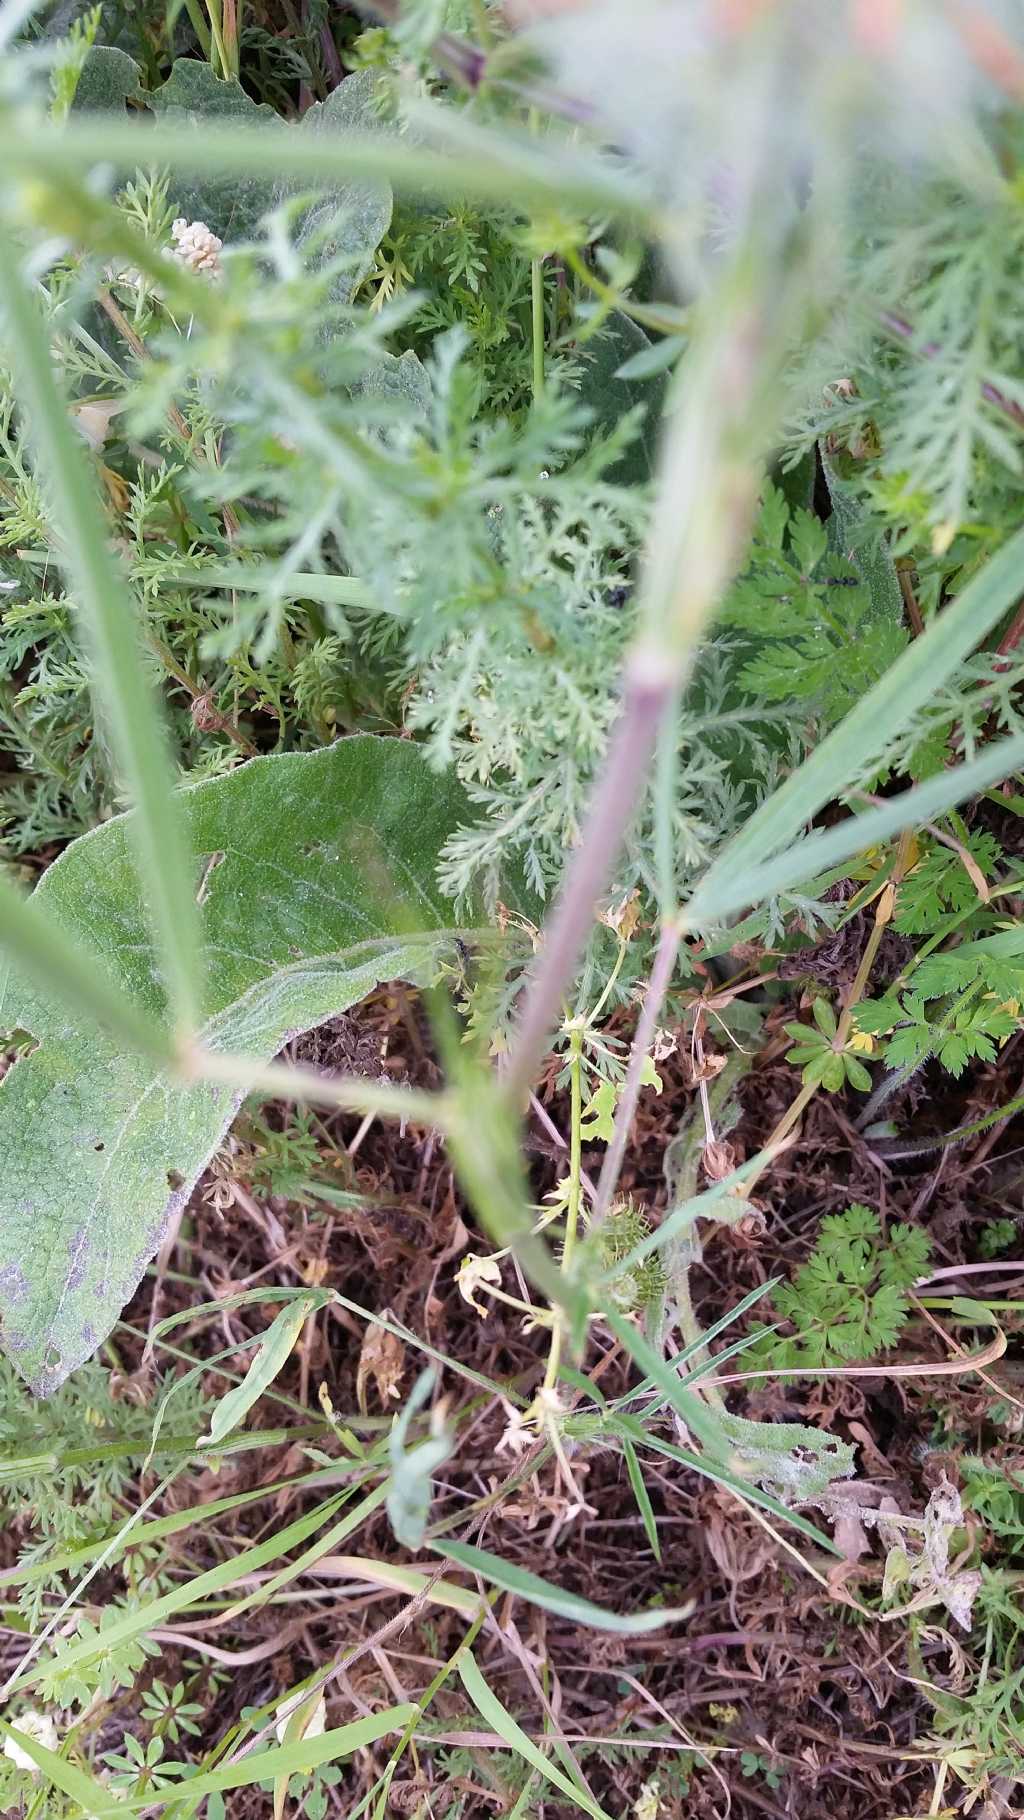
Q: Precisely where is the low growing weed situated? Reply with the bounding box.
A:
[0,2,1022,1817]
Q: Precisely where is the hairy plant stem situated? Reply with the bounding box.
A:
[529,108,545,402]
[506,658,678,1098]
[507,272,778,1098]
[531,254,545,402]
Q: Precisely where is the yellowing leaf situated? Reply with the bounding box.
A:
[580,1078,617,1141]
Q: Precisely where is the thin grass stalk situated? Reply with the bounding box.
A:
[0,872,177,1063]
[591,917,682,1225]
[686,726,1024,927]
[1,109,653,225]
[0,230,204,1039]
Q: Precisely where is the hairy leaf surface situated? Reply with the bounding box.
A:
[0,739,485,1394]
[148,59,281,241]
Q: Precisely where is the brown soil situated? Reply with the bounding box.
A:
[49,975,1021,1820]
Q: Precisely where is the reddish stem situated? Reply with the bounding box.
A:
[505,661,677,1099]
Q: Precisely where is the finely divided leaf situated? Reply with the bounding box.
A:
[0,738,489,1394]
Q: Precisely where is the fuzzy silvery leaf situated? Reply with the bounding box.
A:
[577,310,667,486]
[148,59,281,242]
[0,739,491,1395]
[275,68,394,308]
[70,45,143,114]
[715,1410,856,1502]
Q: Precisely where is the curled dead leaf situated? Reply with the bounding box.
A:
[355,1311,404,1414]
[702,1138,737,1180]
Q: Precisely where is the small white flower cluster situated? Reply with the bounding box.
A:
[3,1709,58,1775]
[170,218,223,280]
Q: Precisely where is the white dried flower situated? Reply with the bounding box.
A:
[3,1710,58,1774]
[496,1401,533,1456]
[456,1251,502,1316]
[170,217,223,280]
[633,1777,661,1820]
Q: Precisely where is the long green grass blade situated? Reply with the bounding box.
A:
[2,109,652,222]
[0,1478,304,1589]
[123,1708,419,1809]
[696,522,1024,904]
[220,1480,392,1622]
[0,229,203,1037]
[622,1434,662,1562]
[689,728,1024,924]
[200,1296,316,1449]
[13,1495,345,1692]
[458,1652,614,1820]
[437,1538,693,1633]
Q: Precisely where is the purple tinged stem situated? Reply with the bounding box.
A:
[505,661,678,1100]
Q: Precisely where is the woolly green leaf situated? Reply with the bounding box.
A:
[148,59,281,241]
[279,67,394,307]
[0,739,492,1394]
[71,45,143,114]
[713,1409,855,1501]
[577,309,668,485]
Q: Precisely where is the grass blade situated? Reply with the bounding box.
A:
[622,1434,662,1562]
[437,1538,693,1633]
[200,1296,316,1449]
[458,1651,614,1820]
[13,1496,346,1693]
[696,522,1024,904]
[121,1707,419,1809]
[0,229,203,1038]
[689,729,1024,925]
